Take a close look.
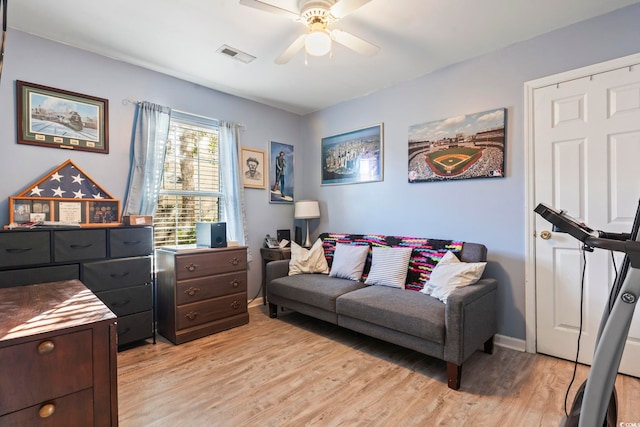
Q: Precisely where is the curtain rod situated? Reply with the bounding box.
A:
[122,98,246,130]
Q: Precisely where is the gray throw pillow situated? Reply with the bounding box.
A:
[328,243,369,281]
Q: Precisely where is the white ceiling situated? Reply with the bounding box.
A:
[7,0,640,115]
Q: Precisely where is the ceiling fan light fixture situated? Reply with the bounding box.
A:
[305,30,331,56]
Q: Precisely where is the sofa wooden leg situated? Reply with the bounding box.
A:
[269,303,278,318]
[446,362,461,390]
[484,336,494,354]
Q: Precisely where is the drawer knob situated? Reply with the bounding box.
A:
[185,263,199,272]
[39,403,56,418]
[231,279,239,288]
[185,311,198,321]
[37,340,55,355]
[185,287,201,296]
[230,257,240,266]
[231,300,240,310]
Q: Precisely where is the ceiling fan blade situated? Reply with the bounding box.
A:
[332,29,379,56]
[275,34,307,64]
[239,0,299,20]
[330,0,372,18]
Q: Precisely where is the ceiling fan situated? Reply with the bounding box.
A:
[239,0,380,64]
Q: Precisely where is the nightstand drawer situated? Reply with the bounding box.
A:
[176,293,247,330]
[0,329,93,416]
[0,231,50,268]
[110,227,153,258]
[176,271,247,305]
[176,250,247,280]
[54,229,106,262]
[261,249,291,261]
[82,256,151,291]
[96,284,152,316]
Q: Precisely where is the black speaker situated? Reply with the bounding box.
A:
[196,222,227,248]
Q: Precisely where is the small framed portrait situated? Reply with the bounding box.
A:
[241,146,266,189]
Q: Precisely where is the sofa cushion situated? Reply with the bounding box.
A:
[421,250,486,303]
[364,247,413,288]
[270,274,366,312]
[329,243,370,281]
[288,239,329,276]
[336,286,446,344]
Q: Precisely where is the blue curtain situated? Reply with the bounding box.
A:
[122,101,171,216]
[219,121,249,258]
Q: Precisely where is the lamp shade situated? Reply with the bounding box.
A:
[294,200,320,219]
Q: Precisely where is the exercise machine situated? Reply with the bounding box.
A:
[535,202,640,427]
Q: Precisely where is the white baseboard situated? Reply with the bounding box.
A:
[248,298,265,309]
[494,334,526,352]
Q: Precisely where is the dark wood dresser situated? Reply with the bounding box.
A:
[0,280,117,426]
[0,226,154,348]
[156,246,249,344]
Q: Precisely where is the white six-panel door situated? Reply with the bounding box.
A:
[533,65,640,377]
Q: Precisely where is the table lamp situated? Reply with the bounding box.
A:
[294,200,320,248]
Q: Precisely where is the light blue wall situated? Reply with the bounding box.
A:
[301,3,640,340]
[1,3,639,342]
[0,30,301,300]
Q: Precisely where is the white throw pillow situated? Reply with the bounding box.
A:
[364,247,413,288]
[421,260,486,303]
[329,243,370,281]
[288,239,329,276]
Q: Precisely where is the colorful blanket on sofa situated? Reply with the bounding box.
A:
[319,233,463,291]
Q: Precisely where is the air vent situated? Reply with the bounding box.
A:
[216,45,256,64]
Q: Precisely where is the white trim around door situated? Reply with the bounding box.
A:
[523,52,640,354]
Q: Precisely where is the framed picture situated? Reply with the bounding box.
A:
[321,124,383,185]
[408,108,506,183]
[16,80,109,154]
[269,141,294,204]
[241,146,266,189]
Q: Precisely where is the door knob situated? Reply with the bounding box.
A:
[540,230,552,240]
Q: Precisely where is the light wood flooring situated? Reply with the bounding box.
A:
[117,305,640,426]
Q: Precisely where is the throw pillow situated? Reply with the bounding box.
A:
[288,239,330,276]
[421,261,486,303]
[328,243,370,281]
[364,247,413,288]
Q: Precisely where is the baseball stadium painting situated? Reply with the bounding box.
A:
[408,108,505,183]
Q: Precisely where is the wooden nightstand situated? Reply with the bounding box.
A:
[260,247,291,305]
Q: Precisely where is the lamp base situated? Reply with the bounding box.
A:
[303,219,312,248]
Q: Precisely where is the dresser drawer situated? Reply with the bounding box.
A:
[117,310,153,347]
[176,250,247,280]
[82,256,151,291]
[0,264,79,288]
[0,231,50,268]
[53,229,106,262]
[0,329,93,416]
[110,227,152,258]
[176,293,247,330]
[96,284,152,316]
[0,387,94,427]
[176,271,247,305]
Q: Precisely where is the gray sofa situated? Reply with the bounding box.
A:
[266,234,498,390]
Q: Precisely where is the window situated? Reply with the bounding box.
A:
[153,111,221,248]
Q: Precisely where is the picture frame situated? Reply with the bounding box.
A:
[16,80,109,154]
[321,123,384,185]
[269,141,294,204]
[408,108,506,183]
[241,146,266,189]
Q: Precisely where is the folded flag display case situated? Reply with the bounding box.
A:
[8,159,120,227]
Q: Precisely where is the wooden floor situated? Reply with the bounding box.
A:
[117,305,640,426]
